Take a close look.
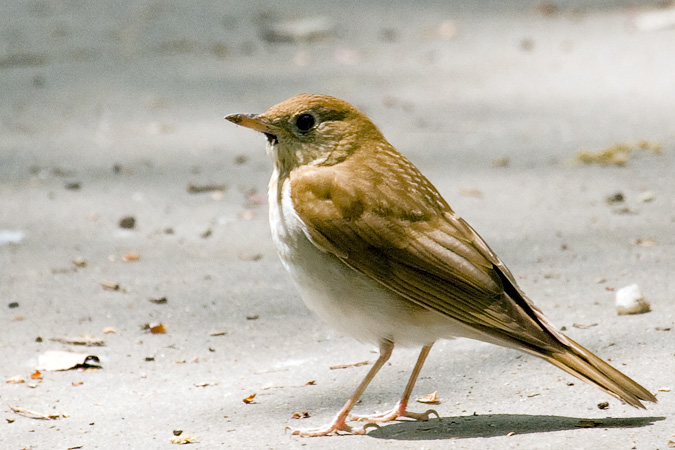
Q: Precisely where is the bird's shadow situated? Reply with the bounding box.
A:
[366,413,664,440]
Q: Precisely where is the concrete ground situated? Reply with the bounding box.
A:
[1,1,673,449]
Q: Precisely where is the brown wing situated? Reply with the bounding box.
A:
[289,142,658,408]
[290,144,565,352]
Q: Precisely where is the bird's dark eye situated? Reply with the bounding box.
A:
[295,113,315,132]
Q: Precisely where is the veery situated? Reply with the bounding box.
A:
[226,94,656,437]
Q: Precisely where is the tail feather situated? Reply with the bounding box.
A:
[492,267,655,408]
[544,335,657,409]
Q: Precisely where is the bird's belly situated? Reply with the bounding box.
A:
[269,179,478,347]
[279,233,448,347]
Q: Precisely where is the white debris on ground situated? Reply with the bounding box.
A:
[615,284,651,315]
[0,229,25,245]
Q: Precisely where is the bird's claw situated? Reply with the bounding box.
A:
[286,417,369,437]
[351,406,440,423]
[408,408,440,421]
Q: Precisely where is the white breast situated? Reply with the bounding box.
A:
[267,168,482,347]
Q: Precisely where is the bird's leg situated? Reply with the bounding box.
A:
[288,341,394,437]
[351,343,439,423]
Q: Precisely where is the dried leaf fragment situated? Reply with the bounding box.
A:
[101,281,120,291]
[50,335,105,346]
[170,435,199,444]
[30,370,42,380]
[572,323,598,330]
[209,330,227,336]
[102,327,117,334]
[330,360,371,370]
[242,393,256,404]
[605,192,624,204]
[10,405,63,420]
[187,183,227,194]
[292,411,310,419]
[6,375,25,384]
[459,187,483,198]
[151,323,167,334]
[122,252,140,262]
[572,141,662,167]
[259,15,335,44]
[72,257,87,267]
[416,391,440,404]
[634,238,656,248]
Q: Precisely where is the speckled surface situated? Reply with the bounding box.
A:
[1,1,673,448]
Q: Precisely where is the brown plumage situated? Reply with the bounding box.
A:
[226,94,656,436]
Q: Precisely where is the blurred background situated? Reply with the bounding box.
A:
[1,1,673,448]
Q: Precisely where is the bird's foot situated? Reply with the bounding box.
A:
[350,401,439,423]
[287,415,372,437]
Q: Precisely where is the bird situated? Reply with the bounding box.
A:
[225,94,656,437]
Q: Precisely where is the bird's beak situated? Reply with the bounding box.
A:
[225,113,271,133]
[225,113,280,145]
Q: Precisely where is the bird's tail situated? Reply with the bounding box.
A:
[542,335,657,409]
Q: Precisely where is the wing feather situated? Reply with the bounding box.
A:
[290,147,561,351]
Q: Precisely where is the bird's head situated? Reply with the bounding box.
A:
[226,94,383,173]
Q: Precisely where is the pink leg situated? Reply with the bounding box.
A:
[351,344,439,423]
[287,341,394,437]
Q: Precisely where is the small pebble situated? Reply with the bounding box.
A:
[119,216,136,229]
[638,190,655,203]
[615,284,651,315]
[606,192,624,204]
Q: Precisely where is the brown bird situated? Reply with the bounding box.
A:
[225,94,656,436]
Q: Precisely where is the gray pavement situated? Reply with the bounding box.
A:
[1,1,673,449]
